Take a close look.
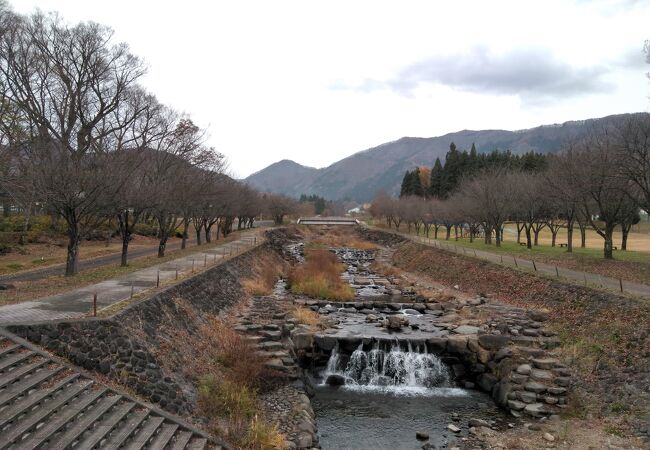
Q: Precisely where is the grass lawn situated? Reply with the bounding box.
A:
[373,222,650,285]
[0,235,177,276]
[0,231,249,306]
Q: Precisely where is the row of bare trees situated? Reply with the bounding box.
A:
[0,5,267,275]
[371,114,650,259]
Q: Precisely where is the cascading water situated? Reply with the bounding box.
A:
[323,343,452,394]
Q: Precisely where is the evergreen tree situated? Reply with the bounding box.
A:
[400,170,413,197]
[410,167,425,197]
[429,158,443,198]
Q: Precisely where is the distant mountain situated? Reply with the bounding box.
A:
[245,113,647,202]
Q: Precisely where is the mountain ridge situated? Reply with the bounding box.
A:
[245,112,648,202]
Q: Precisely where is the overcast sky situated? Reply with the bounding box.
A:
[10,0,650,177]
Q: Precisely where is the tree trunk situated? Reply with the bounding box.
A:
[579,223,587,248]
[604,224,615,259]
[454,225,459,241]
[65,221,81,276]
[495,226,502,247]
[2,201,9,217]
[566,220,574,253]
[18,203,32,245]
[158,236,167,257]
[50,208,59,230]
[445,226,451,240]
[204,223,212,243]
[181,219,189,250]
[525,225,532,249]
[621,224,630,251]
[533,229,540,246]
[434,225,439,239]
[516,222,523,244]
[196,228,202,246]
[551,229,558,247]
[120,211,130,267]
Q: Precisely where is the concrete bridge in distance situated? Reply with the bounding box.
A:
[297,216,360,226]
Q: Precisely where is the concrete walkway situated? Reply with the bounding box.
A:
[0,230,264,325]
[383,228,650,299]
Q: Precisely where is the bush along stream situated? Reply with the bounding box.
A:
[271,230,578,450]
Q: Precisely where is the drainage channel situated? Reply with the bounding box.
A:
[284,245,514,450]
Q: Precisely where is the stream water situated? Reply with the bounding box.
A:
[323,343,450,394]
[289,245,508,449]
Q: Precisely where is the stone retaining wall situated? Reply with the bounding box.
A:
[7,243,269,415]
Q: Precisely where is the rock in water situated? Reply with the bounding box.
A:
[416,431,429,440]
[325,374,345,386]
[385,315,409,330]
[447,424,461,433]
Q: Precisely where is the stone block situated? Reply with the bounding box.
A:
[478,333,511,350]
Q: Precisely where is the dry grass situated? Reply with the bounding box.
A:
[370,260,401,277]
[199,317,267,388]
[199,376,258,422]
[241,253,287,297]
[288,248,354,301]
[243,416,287,450]
[292,307,323,329]
[193,316,288,449]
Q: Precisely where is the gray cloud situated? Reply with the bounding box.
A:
[333,47,618,101]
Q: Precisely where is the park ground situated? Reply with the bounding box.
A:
[0,216,260,306]
[371,220,650,286]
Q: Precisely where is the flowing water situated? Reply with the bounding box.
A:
[294,245,508,448]
[323,343,450,394]
[313,343,506,449]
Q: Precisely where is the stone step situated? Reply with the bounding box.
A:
[148,424,179,450]
[0,380,92,448]
[123,416,165,450]
[0,349,34,371]
[170,431,193,450]
[0,343,21,357]
[0,366,63,407]
[75,401,136,449]
[0,373,79,429]
[18,387,109,450]
[187,437,209,450]
[103,408,150,450]
[0,359,47,388]
[48,393,122,449]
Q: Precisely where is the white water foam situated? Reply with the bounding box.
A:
[323,342,455,396]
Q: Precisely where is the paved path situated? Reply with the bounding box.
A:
[382,228,650,299]
[0,230,263,325]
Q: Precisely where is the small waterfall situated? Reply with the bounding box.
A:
[324,343,450,392]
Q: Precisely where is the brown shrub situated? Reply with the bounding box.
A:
[198,317,267,388]
[241,252,287,296]
[292,307,322,329]
[288,249,354,301]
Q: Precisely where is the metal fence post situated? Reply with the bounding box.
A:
[532,260,537,272]
[555,266,559,278]
[156,270,160,287]
[93,293,97,317]
[130,281,134,298]
[619,278,624,293]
